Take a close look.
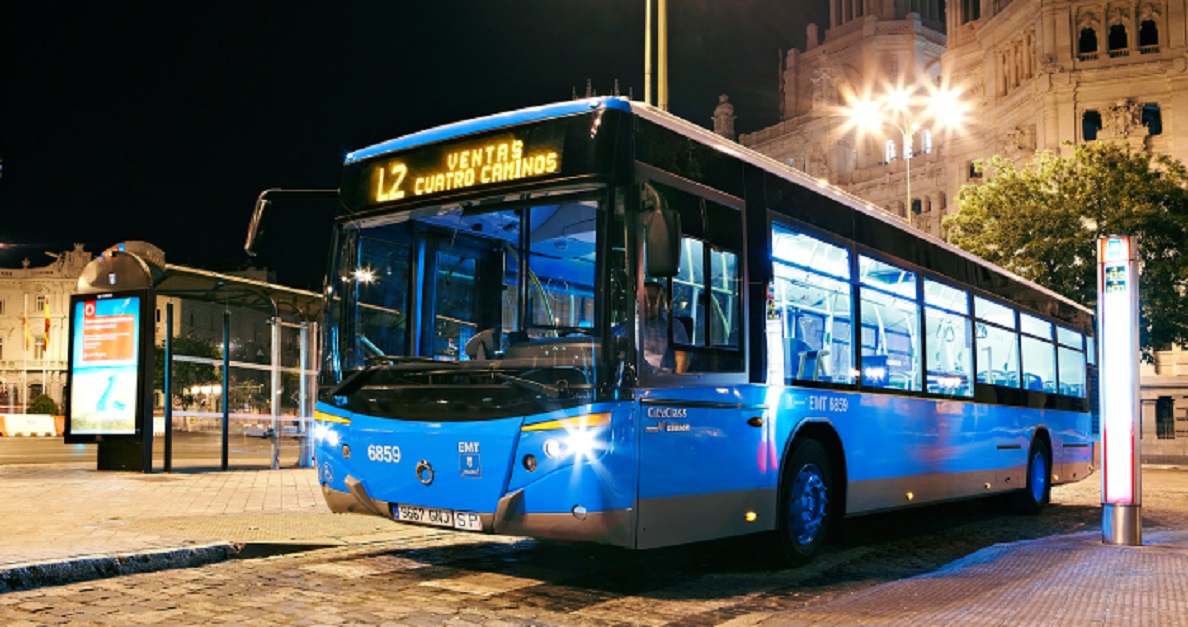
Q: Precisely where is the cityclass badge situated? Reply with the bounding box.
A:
[644,406,690,434]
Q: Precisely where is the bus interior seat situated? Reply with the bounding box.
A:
[464,328,500,360]
[799,349,829,381]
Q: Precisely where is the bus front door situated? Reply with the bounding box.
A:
[635,385,773,549]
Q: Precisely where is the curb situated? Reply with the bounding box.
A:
[0,543,238,593]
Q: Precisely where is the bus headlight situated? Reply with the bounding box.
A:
[543,439,565,458]
[564,429,600,459]
[523,412,611,461]
[313,424,339,447]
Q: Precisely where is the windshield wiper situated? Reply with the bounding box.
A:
[492,372,568,399]
[365,355,442,366]
[330,357,460,399]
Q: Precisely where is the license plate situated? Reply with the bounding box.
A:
[396,505,482,532]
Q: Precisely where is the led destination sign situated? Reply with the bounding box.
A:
[369,132,563,205]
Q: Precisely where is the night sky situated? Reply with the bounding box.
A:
[1,1,828,289]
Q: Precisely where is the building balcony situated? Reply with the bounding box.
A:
[0,359,67,371]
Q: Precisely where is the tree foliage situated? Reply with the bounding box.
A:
[945,142,1188,356]
[28,393,60,415]
[154,335,222,406]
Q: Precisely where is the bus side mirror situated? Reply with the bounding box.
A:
[244,191,275,256]
[244,187,340,257]
[643,185,681,278]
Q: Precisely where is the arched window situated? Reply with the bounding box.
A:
[1139,20,1159,49]
[1082,110,1102,141]
[885,139,897,163]
[1143,104,1162,135]
[1108,24,1128,52]
[1079,28,1098,55]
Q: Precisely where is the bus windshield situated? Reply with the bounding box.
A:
[324,190,607,421]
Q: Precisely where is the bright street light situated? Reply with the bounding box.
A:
[845,84,967,227]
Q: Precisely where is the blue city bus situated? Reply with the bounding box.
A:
[301,97,1095,565]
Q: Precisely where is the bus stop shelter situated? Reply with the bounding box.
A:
[152,263,323,471]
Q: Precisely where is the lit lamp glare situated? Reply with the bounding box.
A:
[842,84,965,228]
[352,268,376,284]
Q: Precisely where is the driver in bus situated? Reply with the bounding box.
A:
[642,281,690,374]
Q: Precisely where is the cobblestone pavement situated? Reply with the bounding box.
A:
[3,468,1187,625]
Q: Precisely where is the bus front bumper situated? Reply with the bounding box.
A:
[322,478,633,547]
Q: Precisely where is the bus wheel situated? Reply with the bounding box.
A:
[778,439,833,566]
[1015,438,1051,514]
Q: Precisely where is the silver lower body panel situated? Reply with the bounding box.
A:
[321,480,634,547]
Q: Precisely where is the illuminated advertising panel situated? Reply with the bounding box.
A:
[1098,235,1140,508]
[65,291,148,442]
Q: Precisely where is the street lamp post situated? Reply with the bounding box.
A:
[846,86,965,229]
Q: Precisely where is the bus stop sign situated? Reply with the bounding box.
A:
[1098,235,1141,546]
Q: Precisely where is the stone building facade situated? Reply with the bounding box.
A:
[0,245,93,411]
[741,1,950,235]
[739,0,1188,458]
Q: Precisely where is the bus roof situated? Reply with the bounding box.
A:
[343,98,633,165]
[343,96,1092,318]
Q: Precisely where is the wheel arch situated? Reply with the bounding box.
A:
[781,419,848,521]
[1031,425,1053,457]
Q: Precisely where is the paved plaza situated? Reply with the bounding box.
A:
[2,460,1188,624]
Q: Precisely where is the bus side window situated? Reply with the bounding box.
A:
[859,255,921,391]
[924,279,972,397]
[652,181,743,373]
[973,297,1020,388]
[771,225,854,385]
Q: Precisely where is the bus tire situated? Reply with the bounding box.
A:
[777,438,833,566]
[1015,437,1051,515]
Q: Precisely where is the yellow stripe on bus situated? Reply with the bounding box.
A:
[314,410,351,425]
[521,412,611,432]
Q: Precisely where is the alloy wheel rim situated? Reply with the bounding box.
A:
[790,463,828,546]
[1030,451,1048,503]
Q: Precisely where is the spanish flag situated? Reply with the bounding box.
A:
[44,299,51,352]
